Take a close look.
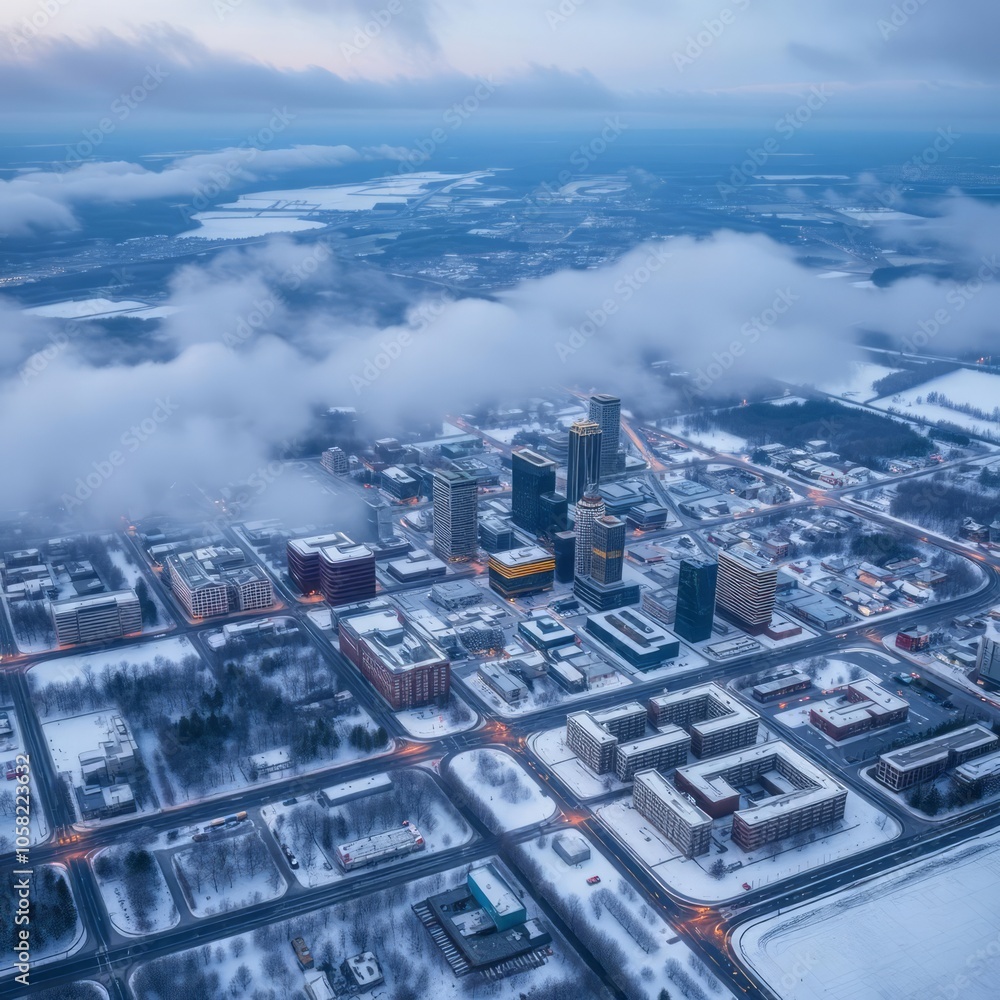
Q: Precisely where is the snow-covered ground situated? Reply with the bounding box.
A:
[664,424,749,456]
[179,213,328,240]
[24,298,178,321]
[29,636,195,696]
[131,859,604,1000]
[449,749,557,832]
[92,847,179,936]
[598,788,899,903]
[514,833,727,1000]
[172,831,286,917]
[0,707,49,847]
[461,667,630,720]
[873,368,1000,439]
[0,864,85,978]
[735,829,1000,999]
[395,693,478,738]
[815,361,900,401]
[528,728,626,800]
[260,768,474,888]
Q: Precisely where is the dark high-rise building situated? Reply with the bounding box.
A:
[675,558,718,643]
[553,531,577,584]
[566,419,602,503]
[511,448,557,534]
[432,469,478,561]
[588,394,622,479]
[590,515,626,585]
[539,491,568,537]
[320,543,377,607]
[574,491,607,578]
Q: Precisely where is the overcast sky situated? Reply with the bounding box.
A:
[3,1,998,126]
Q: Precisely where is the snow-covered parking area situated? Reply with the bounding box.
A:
[735,829,1000,999]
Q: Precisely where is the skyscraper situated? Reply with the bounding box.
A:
[574,490,606,577]
[674,558,718,643]
[590,515,626,585]
[716,545,777,635]
[432,469,479,561]
[589,393,622,479]
[511,448,557,534]
[566,419,602,503]
[976,620,1000,687]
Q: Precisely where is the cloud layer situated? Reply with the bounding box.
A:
[4,198,999,518]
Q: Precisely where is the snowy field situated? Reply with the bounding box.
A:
[93,846,179,937]
[131,860,607,1000]
[0,707,49,847]
[395,693,478,738]
[528,728,628,800]
[179,213,327,239]
[24,298,178,321]
[449,748,557,832]
[735,829,1000,999]
[172,831,286,917]
[664,424,749,455]
[29,636,195,698]
[514,833,727,1000]
[815,361,901,401]
[873,368,1000,439]
[260,768,475,888]
[598,789,899,903]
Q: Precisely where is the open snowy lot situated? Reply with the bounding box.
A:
[514,833,728,1000]
[172,830,286,917]
[93,845,179,936]
[735,829,1000,999]
[449,748,557,832]
[873,368,1000,439]
[395,692,478,737]
[816,361,901,402]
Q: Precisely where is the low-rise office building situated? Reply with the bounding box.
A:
[809,680,909,741]
[478,662,529,705]
[585,607,680,669]
[875,725,999,791]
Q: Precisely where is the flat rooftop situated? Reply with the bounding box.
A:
[880,725,997,771]
[634,769,712,826]
[567,712,618,746]
[618,727,689,756]
[51,589,138,614]
[490,546,554,569]
[649,683,759,735]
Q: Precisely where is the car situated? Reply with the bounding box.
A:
[586,876,601,886]
[742,882,752,891]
